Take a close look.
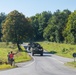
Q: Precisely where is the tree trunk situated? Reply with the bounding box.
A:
[17,42,22,51]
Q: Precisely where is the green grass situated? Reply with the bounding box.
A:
[38,42,76,58]
[0,64,15,70]
[0,42,32,70]
[65,61,76,68]
[15,52,31,63]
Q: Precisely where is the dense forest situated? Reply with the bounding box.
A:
[0,9,76,44]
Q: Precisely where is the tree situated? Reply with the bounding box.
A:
[0,13,6,41]
[30,11,52,41]
[31,15,40,41]
[43,9,71,42]
[2,10,33,51]
[38,11,52,40]
[63,10,76,44]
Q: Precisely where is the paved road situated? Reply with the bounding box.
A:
[0,51,76,75]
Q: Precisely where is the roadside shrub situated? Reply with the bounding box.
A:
[62,48,69,53]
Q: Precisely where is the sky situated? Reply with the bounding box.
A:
[0,0,76,17]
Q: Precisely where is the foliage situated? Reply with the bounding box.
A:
[1,10,33,50]
[0,13,6,41]
[63,10,76,44]
[0,9,76,44]
[43,9,71,42]
[31,11,52,41]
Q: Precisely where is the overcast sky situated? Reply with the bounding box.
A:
[0,0,76,17]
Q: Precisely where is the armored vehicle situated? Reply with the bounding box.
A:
[31,43,43,56]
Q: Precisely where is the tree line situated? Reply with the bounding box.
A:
[30,9,76,44]
[0,9,76,50]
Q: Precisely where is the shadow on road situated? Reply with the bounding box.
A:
[33,54,51,57]
[39,51,57,57]
[31,51,57,57]
[33,51,52,57]
[49,51,57,54]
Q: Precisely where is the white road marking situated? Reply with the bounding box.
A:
[51,57,64,64]
[22,55,35,67]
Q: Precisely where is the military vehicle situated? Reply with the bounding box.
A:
[31,43,43,56]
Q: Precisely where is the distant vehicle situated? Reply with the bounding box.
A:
[31,43,43,56]
[24,43,32,52]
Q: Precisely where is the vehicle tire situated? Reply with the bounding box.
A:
[41,53,43,56]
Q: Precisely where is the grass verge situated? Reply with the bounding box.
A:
[0,64,15,70]
[38,42,76,58]
[0,42,32,70]
[65,61,76,68]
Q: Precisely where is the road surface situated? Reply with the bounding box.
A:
[0,51,76,75]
